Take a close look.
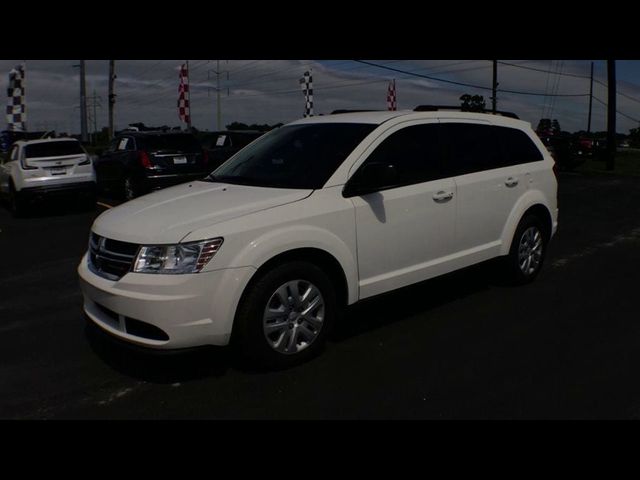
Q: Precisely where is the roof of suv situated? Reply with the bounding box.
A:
[289,110,530,129]
[117,130,194,137]
[14,137,79,147]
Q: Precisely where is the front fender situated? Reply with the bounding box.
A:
[228,225,359,304]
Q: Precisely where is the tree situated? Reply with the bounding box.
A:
[629,126,640,148]
[460,94,486,112]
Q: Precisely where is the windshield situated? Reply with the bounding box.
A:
[205,123,376,189]
[139,134,201,152]
[25,141,83,158]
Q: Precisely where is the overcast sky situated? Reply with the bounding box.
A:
[2,59,640,135]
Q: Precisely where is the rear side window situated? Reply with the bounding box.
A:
[24,141,84,158]
[362,123,443,186]
[499,127,544,165]
[441,123,504,176]
[139,134,201,152]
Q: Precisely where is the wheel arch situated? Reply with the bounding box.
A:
[500,193,554,256]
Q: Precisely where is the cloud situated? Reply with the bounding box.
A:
[1,59,638,134]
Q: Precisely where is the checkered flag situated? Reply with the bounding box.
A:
[299,70,313,117]
[387,79,397,111]
[6,64,26,131]
[178,63,190,125]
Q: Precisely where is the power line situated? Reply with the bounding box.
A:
[354,60,589,97]
[593,95,640,123]
[497,60,591,80]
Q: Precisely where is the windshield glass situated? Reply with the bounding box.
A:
[139,134,201,152]
[205,123,376,189]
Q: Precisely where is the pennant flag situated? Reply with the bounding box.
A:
[178,63,191,125]
[6,64,26,131]
[387,79,397,111]
[299,71,313,117]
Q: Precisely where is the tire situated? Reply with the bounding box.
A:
[233,261,337,369]
[123,175,138,201]
[505,214,548,285]
[8,182,25,218]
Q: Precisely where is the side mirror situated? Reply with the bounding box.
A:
[343,162,398,198]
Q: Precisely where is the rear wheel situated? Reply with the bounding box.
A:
[123,175,138,201]
[233,261,337,369]
[8,182,25,217]
[505,214,548,285]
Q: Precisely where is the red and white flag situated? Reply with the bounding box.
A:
[178,63,190,125]
[387,79,397,111]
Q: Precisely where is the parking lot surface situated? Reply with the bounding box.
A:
[1,172,640,419]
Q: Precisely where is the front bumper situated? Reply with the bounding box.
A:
[78,253,256,349]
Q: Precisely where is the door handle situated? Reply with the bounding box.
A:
[505,177,519,187]
[433,191,454,202]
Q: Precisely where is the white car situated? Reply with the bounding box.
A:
[0,138,96,216]
[78,109,558,368]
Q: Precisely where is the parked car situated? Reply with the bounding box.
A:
[0,137,96,216]
[79,110,558,368]
[201,130,264,169]
[94,131,209,200]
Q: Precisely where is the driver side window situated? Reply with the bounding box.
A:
[354,123,444,190]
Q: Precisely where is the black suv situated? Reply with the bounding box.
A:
[95,131,209,200]
[200,130,263,170]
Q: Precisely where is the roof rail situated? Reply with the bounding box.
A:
[331,109,384,114]
[413,105,519,119]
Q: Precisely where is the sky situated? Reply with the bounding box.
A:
[2,59,640,135]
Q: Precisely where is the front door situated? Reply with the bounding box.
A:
[347,122,457,299]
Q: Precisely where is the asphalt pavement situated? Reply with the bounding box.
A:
[1,172,640,419]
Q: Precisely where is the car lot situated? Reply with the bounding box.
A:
[1,171,640,419]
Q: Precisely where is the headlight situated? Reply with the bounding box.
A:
[133,238,223,274]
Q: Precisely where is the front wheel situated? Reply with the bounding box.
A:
[233,261,337,369]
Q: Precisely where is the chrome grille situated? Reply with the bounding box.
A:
[88,233,139,280]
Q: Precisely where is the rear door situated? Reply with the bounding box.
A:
[440,121,526,260]
[96,137,135,185]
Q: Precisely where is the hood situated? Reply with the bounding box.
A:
[92,180,312,244]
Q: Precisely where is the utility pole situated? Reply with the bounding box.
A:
[606,60,616,171]
[79,60,88,143]
[85,90,102,145]
[108,60,115,140]
[208,60,228,130]
[587,61,594,134]
[492,60,498,114]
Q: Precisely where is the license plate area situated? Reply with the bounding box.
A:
[50,166,67,175]
[173,156,188,165]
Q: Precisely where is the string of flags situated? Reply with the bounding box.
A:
[299,71,313,117]
[6,64,26,132]
[387,79,397,111]
[178,63,191,125]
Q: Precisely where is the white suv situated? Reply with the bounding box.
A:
[0,138,96,216]
[78,110,558,367]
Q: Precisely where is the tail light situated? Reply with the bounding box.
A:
[139,151,153,169]
[202,150,209,167]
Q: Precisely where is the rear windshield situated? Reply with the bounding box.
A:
[138,134,201,152]
[25,141,84,158]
